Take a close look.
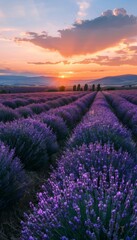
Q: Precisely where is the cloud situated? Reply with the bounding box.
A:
[27,60,70,65]
[113,8,127,16]
[102,8,127,17]
[115,49,127,54]
[76,1,90,23]
[99,55,137,66]
[0,68,16,74]
[72,56,109,64]
[102,10,113,17]
[0,68,37,76]
[75,53,137,66]
[15,8,137,57]
[128,45,137,53]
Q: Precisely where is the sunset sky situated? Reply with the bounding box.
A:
[0,0,137,82]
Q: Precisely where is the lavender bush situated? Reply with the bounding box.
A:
[21,167,137,240]
[50,107,80,127]
[29,103,45,114]
[49,93,96,128]
[0,104,19,122]
[39,114,69,140]
[0,141,27,210]
[14,98,29,108]
[16,106,33,118]
[68,123,136,155]
[0,119,58,170]
[105,93,137,137]
[2,100,17,109]
[15,94,82,118]
[104,94,137,122]
[54,143,136,182]
[68,93,136,155]
[121,92,137,105]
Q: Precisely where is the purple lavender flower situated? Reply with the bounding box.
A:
[68,93,136,156]
[38,113,69,140]
[0,119,58,170]
[21,167,137,239]
[0,141,27,210]
[104,92,137,139]
[53,143,136,182]
[0,104,19,122]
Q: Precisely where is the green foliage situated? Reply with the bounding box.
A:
[77,84,81,91]
[92,84,95,91]
[97,84,101,91]
[73,85,77,91]
[59,86,66,91]
[84,84,88,91]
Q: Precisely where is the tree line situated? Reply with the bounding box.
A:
[58,84,101,91]
[73,84,101,91]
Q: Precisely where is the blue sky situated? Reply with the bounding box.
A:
[1,0,137,32]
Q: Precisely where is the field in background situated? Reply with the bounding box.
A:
[0,90,137,240]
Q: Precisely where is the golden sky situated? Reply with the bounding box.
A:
[0,1,137,83]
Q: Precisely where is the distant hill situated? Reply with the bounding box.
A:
[90,74,137,87]
[0,75,56,87]
[0,74,137,87]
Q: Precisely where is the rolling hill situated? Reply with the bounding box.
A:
[90,74,137,87]
[0,75,56,87]
[0,74,137,87]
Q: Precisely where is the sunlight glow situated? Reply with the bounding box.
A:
[59,75,65,79]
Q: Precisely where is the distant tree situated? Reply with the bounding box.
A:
[73,85,77,91]
[59,86,65,91]
[106,87,116,91]
[48,88,58,92]
[0,89,7,94]
[92,84,95,91]
[80,87,83,91]
[84,84,88,91]
[97,84,101,91]
[77,84,81,91]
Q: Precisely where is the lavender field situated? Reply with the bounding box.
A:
[0,90,137,240]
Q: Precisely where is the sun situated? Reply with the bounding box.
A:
[60,75,65,79]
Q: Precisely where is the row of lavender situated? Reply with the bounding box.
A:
[104,91,137,139]
[0,92,86,122]
[21,92,137,240]
[0,92,96,210]
[118,90,137,106]
[1,94,60,108]
[0,92,76,108]
[1,92,82,110]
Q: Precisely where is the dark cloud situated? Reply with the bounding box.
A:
[15,8,137,57]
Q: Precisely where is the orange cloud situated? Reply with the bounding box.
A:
[27,60,70,65]
[74,52,137,66]
[15,9,137,57]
